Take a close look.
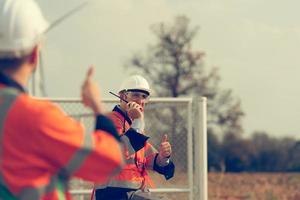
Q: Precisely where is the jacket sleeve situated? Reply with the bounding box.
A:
[95,115,120,141]
[107,112,124,134]
[35,101,124,183]
[153,154,175,180]
[123,128,149,152]
[107,113,149,153]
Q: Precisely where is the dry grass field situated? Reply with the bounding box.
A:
[70,173,300,200]
[208,173,300,200]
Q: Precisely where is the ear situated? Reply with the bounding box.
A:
[29,46,39,68]
[119,93,126,102]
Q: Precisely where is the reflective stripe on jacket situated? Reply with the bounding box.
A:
[0,83,124,200]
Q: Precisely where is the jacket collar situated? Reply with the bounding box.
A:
[113,105,132,125]
[0,72,26,93]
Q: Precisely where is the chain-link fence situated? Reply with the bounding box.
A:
[50,97,207,200]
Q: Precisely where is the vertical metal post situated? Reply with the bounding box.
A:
[29,70,36,96]
[187,99,193,200]
[29,60,40,96]
[194,97,207,200]
[29,51,45,97]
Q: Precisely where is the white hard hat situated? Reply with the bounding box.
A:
[0,0,48,58]
[119,75,151,96]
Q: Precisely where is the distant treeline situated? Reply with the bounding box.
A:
[208,131,300,172]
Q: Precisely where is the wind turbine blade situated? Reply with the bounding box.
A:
[44,1,89,34]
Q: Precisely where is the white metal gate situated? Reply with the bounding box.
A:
[50,97,207,200]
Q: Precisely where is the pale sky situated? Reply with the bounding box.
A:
[36,0,300,139]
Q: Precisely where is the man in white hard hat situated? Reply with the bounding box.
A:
[0,0,124,199]
[94,75,175,200]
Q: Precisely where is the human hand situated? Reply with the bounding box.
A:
[126,101,143,120]
[158,134,172,159]
[81,66,103,114]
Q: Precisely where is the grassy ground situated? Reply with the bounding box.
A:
[70,173,300,200]
[208,173,300,200]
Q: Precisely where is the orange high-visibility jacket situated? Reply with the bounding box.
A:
[0,74,124,200]
[95,105,174,191]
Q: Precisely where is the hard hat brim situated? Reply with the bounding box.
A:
[126,89,150,96]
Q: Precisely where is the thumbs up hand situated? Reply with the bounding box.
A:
[81,66,103,114]
[158,134,172,159]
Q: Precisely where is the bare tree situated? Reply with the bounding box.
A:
[127,15,244,137]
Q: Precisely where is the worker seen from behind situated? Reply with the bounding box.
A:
[0,0,124,199]
[94,75,175,200]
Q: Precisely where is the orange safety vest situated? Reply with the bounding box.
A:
[95,106,157,191]
[0,84,124,200]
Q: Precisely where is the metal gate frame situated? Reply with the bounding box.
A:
[49,97,207,200]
